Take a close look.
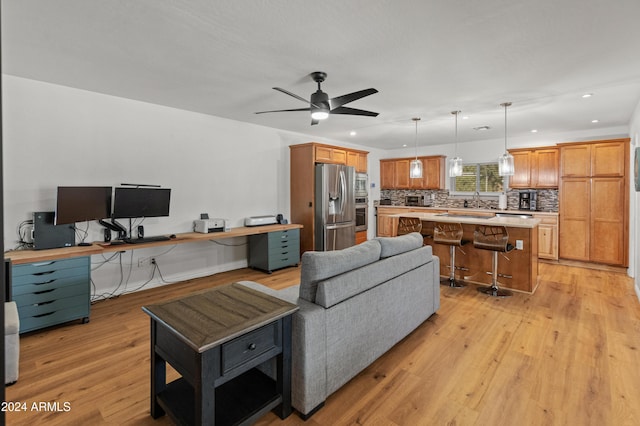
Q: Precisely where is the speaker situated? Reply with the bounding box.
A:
[104,229,111,243]
[33,212,75,250]
[137,225,144,239]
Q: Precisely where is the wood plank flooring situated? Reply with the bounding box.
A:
[5,263,640,425]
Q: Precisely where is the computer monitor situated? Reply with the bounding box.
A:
[55,186,113,225]
[112,187,171,219]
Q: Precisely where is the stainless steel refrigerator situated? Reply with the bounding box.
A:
[315,163,356,251]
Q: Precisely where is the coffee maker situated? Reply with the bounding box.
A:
[518,191,537,211]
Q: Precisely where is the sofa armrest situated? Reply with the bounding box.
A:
[432,255,441,312]
[236,281,328,416]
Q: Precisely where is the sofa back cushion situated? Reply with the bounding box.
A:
[376,232,424,258]
[316,245,433,308]
[299,239,381,303]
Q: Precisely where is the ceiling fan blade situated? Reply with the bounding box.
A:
[329,88,378,109]
[330,106,379,117]
[255,107,311,114]
[273,87,320,108]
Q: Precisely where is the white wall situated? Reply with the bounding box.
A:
[628,97,640,301]
[1,75,376,298]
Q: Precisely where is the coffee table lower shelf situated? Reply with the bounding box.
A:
[157,368,282,426]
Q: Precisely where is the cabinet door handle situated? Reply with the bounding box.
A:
[247,343,257,351]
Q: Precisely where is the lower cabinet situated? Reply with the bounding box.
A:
[12,257,90,333]
[248,229,300,273]
[533,213,558,260]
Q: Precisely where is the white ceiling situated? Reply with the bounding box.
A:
[3,0,640,150]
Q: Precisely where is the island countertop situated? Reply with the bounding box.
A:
[390,212,541,229]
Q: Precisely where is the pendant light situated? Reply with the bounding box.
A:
[409,117,423,178]
[498,102,515,176]
[449,110,463,177]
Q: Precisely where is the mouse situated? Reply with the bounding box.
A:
[169,234,176,239]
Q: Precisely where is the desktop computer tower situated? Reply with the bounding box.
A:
[33,211,75,250]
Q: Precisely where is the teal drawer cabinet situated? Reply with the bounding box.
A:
[248,229,300,273]
[12,257,90,333]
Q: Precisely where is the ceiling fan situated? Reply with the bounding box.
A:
[255,71,379,125]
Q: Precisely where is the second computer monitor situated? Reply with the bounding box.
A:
[112,187,171,219]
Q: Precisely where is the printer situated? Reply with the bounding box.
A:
[194,218,227,233]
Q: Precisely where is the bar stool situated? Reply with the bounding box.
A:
[433,222,467,288]
[473,225,514,297]
[397,217,422,236]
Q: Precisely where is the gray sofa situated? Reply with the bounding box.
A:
[240,232,440,418]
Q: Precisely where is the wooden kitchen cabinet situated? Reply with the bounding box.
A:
[533,213,559,260]
[315,145,347,164]
[558,138,629,266]
[347,151,368,172]
[290,142,369,253]
[509,147,558,188]
[380,156,445,190]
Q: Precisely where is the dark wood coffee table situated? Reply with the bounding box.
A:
[142,282,298,425]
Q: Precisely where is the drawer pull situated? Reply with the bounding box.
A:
[33,311,56,318]
[248,343,257,351]
[33,270,55,276]
[34,289,56,295]
[35,279,56,286]
[35,300,55,307]
[31,261,55,267]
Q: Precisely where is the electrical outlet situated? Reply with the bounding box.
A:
[138,257,150,267]
[516,240,524,250]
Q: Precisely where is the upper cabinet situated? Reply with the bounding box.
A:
[380,156,445,190]
[560,139,626,177]
[304,143,368,172]
[508,147,559,188]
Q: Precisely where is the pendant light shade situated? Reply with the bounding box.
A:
[409,117,423,178]
[498,102,515,176]
[449,110,463,177]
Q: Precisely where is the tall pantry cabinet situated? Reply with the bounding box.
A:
[558,138,629,266]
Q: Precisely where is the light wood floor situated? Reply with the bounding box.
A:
[5,263,640,425]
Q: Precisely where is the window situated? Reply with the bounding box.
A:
[451,162,506,195]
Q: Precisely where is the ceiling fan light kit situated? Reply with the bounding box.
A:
[255,71,379,125]
[410,117,423,179]
[498,102,515,177]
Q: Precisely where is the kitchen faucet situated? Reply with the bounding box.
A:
[474,191,480,208]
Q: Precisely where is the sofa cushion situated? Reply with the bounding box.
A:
[299,239,381,303]
[376,232,424,258]
[316,245,433,308]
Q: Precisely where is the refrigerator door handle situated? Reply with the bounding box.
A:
[326,222,354,230]
[339,169,347,215]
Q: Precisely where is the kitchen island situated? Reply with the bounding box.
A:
[392,212,540,293]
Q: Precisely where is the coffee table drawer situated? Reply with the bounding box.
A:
[222,323,278,374]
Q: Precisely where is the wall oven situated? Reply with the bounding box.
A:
[355,173,368,198]
[355,197,368,232]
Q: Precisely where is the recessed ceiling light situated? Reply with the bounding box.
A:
[591,119,599,123]
[531,129,538,133]
[402,144,407,147]
[350,131,357,136]
[462,116,469,120]
[582,93,594,98]
[473,126,490,131]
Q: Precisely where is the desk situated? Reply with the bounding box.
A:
[4,224,302,333]
[5,224,304,264]
[142,282,298,425]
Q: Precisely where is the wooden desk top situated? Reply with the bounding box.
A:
[5,223,303,264]
[142,282,298,353]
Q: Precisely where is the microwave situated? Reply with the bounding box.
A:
[355,173,368,197]
[405,195,424,206]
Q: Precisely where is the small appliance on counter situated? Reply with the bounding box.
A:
[245,215,279,227]
[405,195,424,206]
[518,190,537,211]
[194,218,227,233]
[379,198,392,205]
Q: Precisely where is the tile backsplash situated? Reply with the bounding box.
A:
[378,189,558,212]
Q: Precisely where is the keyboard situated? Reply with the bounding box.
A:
[124,236,171,244]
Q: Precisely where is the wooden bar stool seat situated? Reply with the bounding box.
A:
[434,222,468,288]
[473,225,514,297]
[397,217,422,236]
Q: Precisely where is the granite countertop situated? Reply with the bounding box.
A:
[376,205,558,216]
[390,211,541,229]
